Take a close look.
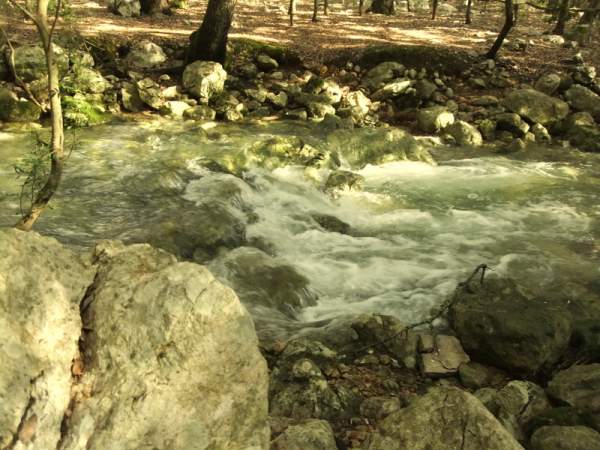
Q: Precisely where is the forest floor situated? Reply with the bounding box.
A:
[1,0,599,76]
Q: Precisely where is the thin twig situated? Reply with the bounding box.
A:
[0,27,48,112]
[340,264,493,360]
[47,0,62,52]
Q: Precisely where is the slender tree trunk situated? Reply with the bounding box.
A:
[407,0,411,12]
[552,0,570,34]
[289,0,295,25]
[12,0,64,231]
[187,0,236,64]
[513,3,519,24]
[466,0,473,24]
[432,0,438,19]
[486,0,514,59]
[312,0,318,21]
[359,0,364,15]
[324,0,328,15]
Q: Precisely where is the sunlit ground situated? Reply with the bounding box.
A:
[0,0,598,72]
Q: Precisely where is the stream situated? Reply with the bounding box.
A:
[1,119,599,330]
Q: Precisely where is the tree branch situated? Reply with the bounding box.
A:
[0,27,48,112]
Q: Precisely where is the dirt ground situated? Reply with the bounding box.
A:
[1,0,599,76]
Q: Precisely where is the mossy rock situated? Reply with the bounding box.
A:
[331,44,475,75]
[62,95,111,128]
[229,38,302,67]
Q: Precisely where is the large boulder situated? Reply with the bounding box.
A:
[209,247,317,317]
[59,241,270,450]
[0,229,95,449]
[365,387,524,450]
[502,89,569,125]
[564,84,600,120]
[271,419,337,450]
[534,73,562,96]
[327,127,434,168]
[449,278,572,377]
[182,61,227,103]
[0,87,42,122]
[13,44,69,82]
[531,426,600,450]
[123,40,167,70]
[546,364,600,409]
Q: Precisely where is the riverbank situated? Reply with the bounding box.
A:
[1,35,600,154]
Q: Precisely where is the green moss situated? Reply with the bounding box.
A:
[62,95,110,128]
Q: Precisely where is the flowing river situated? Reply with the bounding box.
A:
[1,119,599,330]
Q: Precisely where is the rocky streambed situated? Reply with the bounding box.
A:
[1,115,600,449]
[1,35,600,450]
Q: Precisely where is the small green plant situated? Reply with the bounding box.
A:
[13,135,52,216]
[13,133,76,215]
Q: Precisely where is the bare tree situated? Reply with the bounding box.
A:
[466,0,473,24]
[289,0,296,24]
[552,0,570,34]
[486,0,515,59]
[3,0,65,231]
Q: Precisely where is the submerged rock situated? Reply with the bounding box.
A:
[209,247,317,317]
[226,135,336,173]
[365,387,524,450]
[0,229,94,449]
[59,241,269,450]
[449,277,572,377]
[327,127,433,168]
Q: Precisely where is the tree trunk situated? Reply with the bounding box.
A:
[552,0,570,34]
[432,0,438,19]
[371,0,395,14]
[466,0,473,24]
[324,0,328,15]
[359,0,364,15]
[14,0,64,231]
[289,0,295,25]
[312,0,318,21]
[486,0,514,59]
[407,0,411,12]
[187,0,236,64]
[580,0,600,23]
